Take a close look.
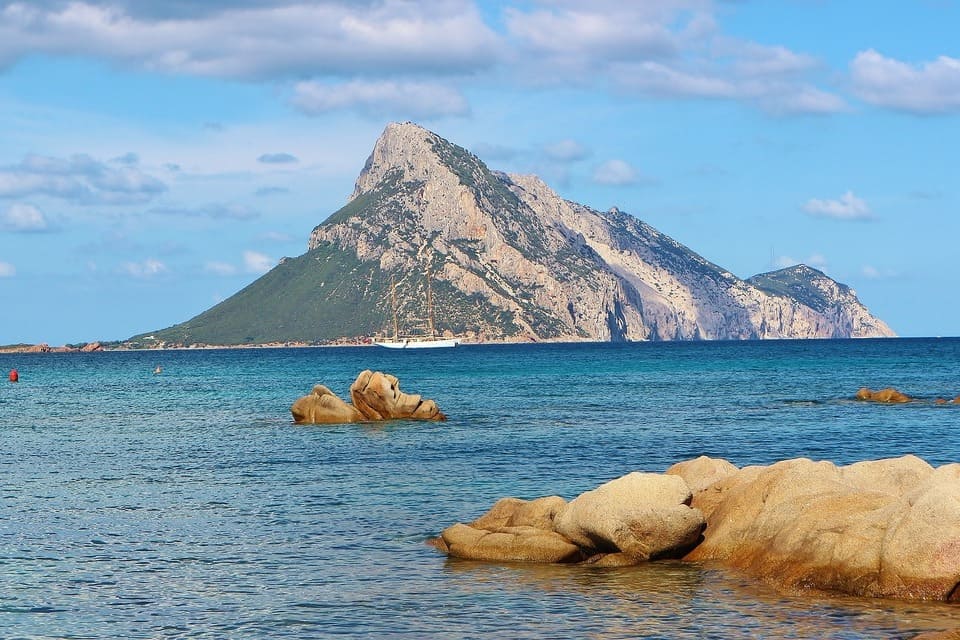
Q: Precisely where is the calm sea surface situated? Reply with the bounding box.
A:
[2,339,960,638]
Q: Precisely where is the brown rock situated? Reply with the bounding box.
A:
[440,523,584,563]
[470,496,567,531]
[553,472,704,563]
[350,370,446,421]
[665,455,739,494]
[290,384,364,424]
[290,371,446,424]
[855,387,911,403]
[684,456,960,600]
[80,342,103,352]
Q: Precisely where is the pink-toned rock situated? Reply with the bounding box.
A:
[553,472,704,562]
[665,455,739,494]
[685,456,960,601]
[440,523,584,563]
[470,496,567,532]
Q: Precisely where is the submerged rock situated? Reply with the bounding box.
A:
[855,387,912,403]
[291,370,445,424]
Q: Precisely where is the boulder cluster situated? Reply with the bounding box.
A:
[434,454,960,602]
[290,370,445,424]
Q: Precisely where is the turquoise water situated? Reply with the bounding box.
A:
[2,339,960,638]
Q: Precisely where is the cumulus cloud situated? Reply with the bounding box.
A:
[291,80,469,119]
[151,203,259,220]
[0,153,166,205]
[504,3,845,115]
[121,258,168,277]
[0,260,15,277]
[543,139,589,162]
[243,250,273,274]
[851,49,960,114]
[257,152,298,164]
[0,1,499,79]
[254,186,289,197]
[2,203,50,232]
[204,261,237,276]
[259,230,293,242]
[803,190,872,220]
[861,265,899,280]
[593,159,650,186]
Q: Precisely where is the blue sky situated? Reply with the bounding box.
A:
[1,0,958,344]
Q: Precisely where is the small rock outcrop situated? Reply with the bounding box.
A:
[291,370,445,424]
[855,387,912,403]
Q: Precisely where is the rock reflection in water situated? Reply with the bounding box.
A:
[443,559,959,639]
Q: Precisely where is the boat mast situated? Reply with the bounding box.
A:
[426,269,437,338]
[391,276,399,340]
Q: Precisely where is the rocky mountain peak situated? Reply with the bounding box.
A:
[141,123,895,346]
[351,121,464,199]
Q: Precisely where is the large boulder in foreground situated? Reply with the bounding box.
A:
[553,472,704,562]
[685,455,960,601]
[433,454,960,602]
[291,370,445,424]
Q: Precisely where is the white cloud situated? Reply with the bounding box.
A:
[851,49,960,114]
[543,139,589,162]
[774,253,829,271]
[243,250,273,274]
[291,80,469,119]
[803,190,872,220]
[259,230,293,243]
[862,265,899,280]
[121,258,168,278]
[204,261,237,276]
[0,153,166,205]
[0,260,15,277]
[151,203,258,220]
[593,159,643,186]
[2,203,49,232]
[0,1,499,79]
[257,152,298,164]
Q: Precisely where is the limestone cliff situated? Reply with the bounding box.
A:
[141,122,894,345]
[307,122,893,341]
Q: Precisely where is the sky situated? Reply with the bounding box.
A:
[1,0,958,344]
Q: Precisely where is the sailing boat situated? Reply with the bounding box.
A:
[375,271,461,349]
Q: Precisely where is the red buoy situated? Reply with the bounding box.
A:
[9,369,18,383]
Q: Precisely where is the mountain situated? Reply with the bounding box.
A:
[135,122,894,346]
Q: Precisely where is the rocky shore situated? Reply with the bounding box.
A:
[433,454,960,603]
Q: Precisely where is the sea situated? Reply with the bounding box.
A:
[2,338,960,639]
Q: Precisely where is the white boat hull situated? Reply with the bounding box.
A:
[375,338,461,349]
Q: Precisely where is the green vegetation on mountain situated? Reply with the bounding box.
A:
[748,265,846,314]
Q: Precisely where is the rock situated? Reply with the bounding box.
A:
[290,384,364,424]
[553,472,704,563]
[470,496,567,531]
[440,523,584,563]
[684,456,960,601]
[912,629,960,640]
[855,387,911,403]
[80,342,102,352]
[665,455,739,494]
[291,371,446,424]
[350,370,446,421]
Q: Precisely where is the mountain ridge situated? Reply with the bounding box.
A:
[133,122,894,347]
